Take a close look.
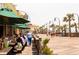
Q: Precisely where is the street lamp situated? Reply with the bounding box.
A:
[51,19,55,34]
[54,17,60,34]
[46,22,49,35]
[48,20,51,35]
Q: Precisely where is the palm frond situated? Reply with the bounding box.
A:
[50,24,54,27]
[63,17,67,22]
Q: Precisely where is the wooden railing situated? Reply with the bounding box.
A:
[32,35,41,55]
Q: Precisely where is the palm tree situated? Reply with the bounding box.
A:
[59,25,67,36]
[71,23,78,34]
[63,24,67,36]
[50,24,55,34]
[63,14,75,37]
[74,23,78,33]
[59,26,63,36]
[55,25,60,35]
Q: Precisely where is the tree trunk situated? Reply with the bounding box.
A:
[75,23,78,34]
[52,27,54,34]
[69,19,71,37]
[62,29,63,36]
[64,29,66,36]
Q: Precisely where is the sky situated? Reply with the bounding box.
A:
[13,3,79,27]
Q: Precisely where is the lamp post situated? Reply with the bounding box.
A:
[54,17,60,34]
[51,19,55,35]
[48,20,51,35]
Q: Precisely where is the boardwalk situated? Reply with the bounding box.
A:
[22,46,32,55]
[16,45,32,55]
[38,34,79,55]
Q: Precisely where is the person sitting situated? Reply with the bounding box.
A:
[14,34,23,53]
[20,36,26,46]
[23,34,27,46]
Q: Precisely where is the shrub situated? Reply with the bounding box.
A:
[41,38,53,55]
[43,38,49,46]
[42,46,53,55]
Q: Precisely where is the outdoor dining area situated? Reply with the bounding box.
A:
[0,7,30,55]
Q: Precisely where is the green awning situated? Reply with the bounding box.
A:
[16,24,30,29]
[12,24,30,29]
[0,8,30,24]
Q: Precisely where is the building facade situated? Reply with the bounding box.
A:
[0,3,29,37]
[0,3,17,37]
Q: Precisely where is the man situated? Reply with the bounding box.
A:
[27,31,32,46]
[23,34,28,46]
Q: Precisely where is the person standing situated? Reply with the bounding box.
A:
[27,31,32,46]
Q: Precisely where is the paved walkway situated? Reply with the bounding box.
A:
[16,45,32,55]
[16,37,40,55]
[37,34,79,55]
[22,46,32,55]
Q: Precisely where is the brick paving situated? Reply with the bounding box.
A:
[37,34,79,55]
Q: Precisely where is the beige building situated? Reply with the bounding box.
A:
[17,10,28,19]
[0,3,17,15]
[0,3,18,37]
[0,3,29,37]
[16,10,28,35]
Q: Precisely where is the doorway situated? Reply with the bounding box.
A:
[0,25,3,38]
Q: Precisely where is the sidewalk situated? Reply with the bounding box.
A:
[37,34,79,55]
[22,45,32,55]
[16,37,39,55]
[16,45,32,55]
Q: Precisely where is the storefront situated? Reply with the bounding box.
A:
[0,25,3,38]
[14,24,30,35]
[0,8,29,38]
